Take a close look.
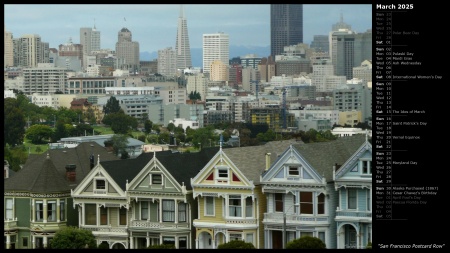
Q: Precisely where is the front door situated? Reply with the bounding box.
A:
[272,230,283,249]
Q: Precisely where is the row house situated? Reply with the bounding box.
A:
[261,134,371,249]
[71,148,218,249]
[4,142,119,249]
[191,140,296,249]
[5,136,370,249]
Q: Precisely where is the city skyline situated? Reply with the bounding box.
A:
[4,4,372,54]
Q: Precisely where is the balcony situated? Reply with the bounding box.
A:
[82,226,127,235]
[129,220,190,230]
[225,217,257,225]
[335,210,372,222]
[263,213,329,225]
[4,218,17,231]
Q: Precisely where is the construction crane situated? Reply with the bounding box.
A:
[282,87,287,129]
[250,80,259,107]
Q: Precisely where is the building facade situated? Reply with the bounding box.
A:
[202,32,229,74]
[270,4,303,57]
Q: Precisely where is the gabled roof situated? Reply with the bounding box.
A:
[5,142,119,192]
[100,148,219,191]
[291,135,367,182]
[223,139,301,185]
[4,153,70,193]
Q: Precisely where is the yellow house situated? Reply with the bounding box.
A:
[190,140,297,249]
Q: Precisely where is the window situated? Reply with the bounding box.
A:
[230,233,242,241]
[100,206,108,225]
[319,232,326,244]
[163,237,175,246]
[119,207,127,225]
[245,197,253,218]
[85,204,97,225]
[362,160,372,174]
[288,166,299,176]
[348,188,357,209]
[229,195,242,217]
[162,200,175,222]
[47,201,56,222]
[245,234,254,245]
[318,193,325,214]
[366,189,371,211]
[141,201,149,220]
[36,201,44,221]
[60,200,65,221]
[22,237,28,248]
[300,192,313,214]
[5,198,13,220]
[152,174,162,185]
[300,231,314,238]
[96,179,106,190]
[218,168,228,178]
[275,193,283,212]
[178,203,187,222]
[179,237,187,249]
[205,197,214,216]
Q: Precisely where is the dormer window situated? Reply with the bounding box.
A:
[151,174,162,185]
[288,166,299,176]
[218,169,228,178]
[215,166,229,183]
[361,160,372,175]
[96,179,106,190]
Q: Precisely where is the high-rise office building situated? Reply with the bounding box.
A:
[202,32,229,74]
[80,26,101,56]
[331,29,372,80]
[115,27,140,72]
[4,26,14,67]
[270,4,303,57]
[175,5,192,70]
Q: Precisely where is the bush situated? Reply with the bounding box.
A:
[217,240,256,249]
[366,241,372,249]
[147,244,176,249]
[286,236,326,249]
[50,226,97,249]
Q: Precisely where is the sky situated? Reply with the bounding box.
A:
[4,4,372,53]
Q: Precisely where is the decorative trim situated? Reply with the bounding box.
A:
[4,192,71,198]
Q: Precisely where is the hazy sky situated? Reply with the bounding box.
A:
[4,4,372,53]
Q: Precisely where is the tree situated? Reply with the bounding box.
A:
[188,91,201,101]
[4,97,26,147]
[25,124,53,144]
[144,120,153,135]
[103,111,137,134]
[217,240,256,249]
[107,134,129,156]
[286,236,326,249]
[103,96,121,115]
[49,226,97,249]
[167,122,175,132]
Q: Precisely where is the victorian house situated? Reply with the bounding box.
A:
[4,142,119,249]
[191,140,297,249]
[71,148,218,249]
[260,135,368,249]
[333,135,372,249]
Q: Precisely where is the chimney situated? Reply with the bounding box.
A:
[265,153,271,171]
[65,164,76,182]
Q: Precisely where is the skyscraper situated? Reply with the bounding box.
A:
[4,26,14,67]
[270,4,303,57]
[115,27,140,72]
[202,32,229,74]
[80,26,101,56]
[175,5,192,70]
